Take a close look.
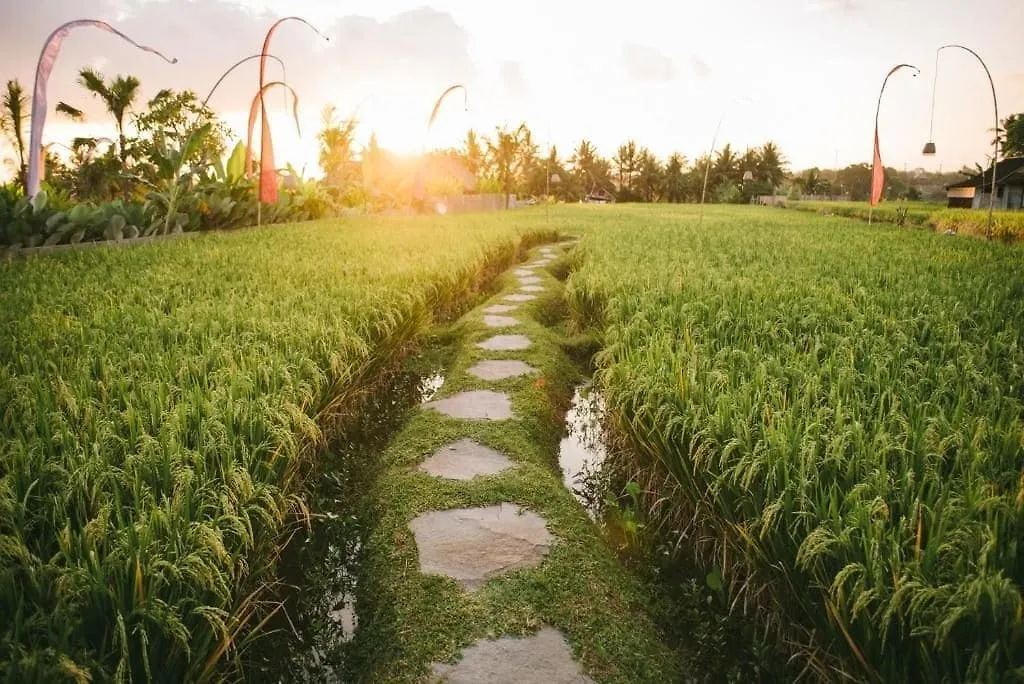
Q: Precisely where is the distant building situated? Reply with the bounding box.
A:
[583,189,614,204]
[945,157,1024,210]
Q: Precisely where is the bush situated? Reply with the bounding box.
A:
[928,208,1024,240]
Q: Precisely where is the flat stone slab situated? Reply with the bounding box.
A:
[419,438,514,480]
[483,314,520,328]
[477,334,532,351]
[424,390,513,420]
[431,627,594,683]
[504,294,537,303]
[468,360,537,381]
[484,304,518,314]
[513,268,534,277]
[520,285,545,293]
[410,503,553,591]
[518,275,542,285]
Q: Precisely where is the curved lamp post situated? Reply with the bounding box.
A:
[869,64,919,225]
[922,45,999,239]
[699,96,752,227]
[204,53,286,106]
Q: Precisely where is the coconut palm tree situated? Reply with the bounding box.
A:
[1,80,29,193]
[757,141,788,195]
[486,123,527,208]
[57,69,141,169]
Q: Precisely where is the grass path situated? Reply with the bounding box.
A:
[350,240,681,682]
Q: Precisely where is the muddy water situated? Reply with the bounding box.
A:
[558,384,607,516]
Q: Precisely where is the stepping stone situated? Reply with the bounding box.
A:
[424,390,513,420]
[483,315,519,328]
[419,438,514,480]
[484,304,518,314]
[514,268,534,277]
[468,360,537,381]
[477,334,531,351]
[520,285,545,293]
[504,294,536,303]
[540,248,555,255]
[431,627,595,683]
[410,503,553,590]
[518,275,542,285]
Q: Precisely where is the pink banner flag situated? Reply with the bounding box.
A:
[26,20,177,197]
[870,129,884,207]
[245,82,300,206]
[246,17,325,204]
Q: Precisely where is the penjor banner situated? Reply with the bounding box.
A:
[247,17,325,205]
[246,81,301,204]
[26,20,177,197]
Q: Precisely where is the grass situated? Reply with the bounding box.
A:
[561,203,1024,682]
[785,199,1024,239]
[350,241,682,682]
[0,211,559,681]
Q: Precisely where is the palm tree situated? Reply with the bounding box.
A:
[0,80,29,193]
[486,123,526,208]
[614,140,638,194]
[318,104,359,188]
[57,69,141,169]
[662,153,687,203]
[757,141,788,195]
[462,129,484,178]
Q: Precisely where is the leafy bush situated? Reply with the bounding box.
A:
[928,208,1024,240]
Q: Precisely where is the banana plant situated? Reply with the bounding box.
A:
[134,122,214,235]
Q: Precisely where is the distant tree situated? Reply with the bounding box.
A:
[613,140,638,198]
[57,69,142,169]
[1,80,29,193]
[318,105,360,189]
[571,139,612,198]
[835,164,872,201]
[794,167,824,196]
[1000,113,1023,158]
[486,123,528,208]
[711,144,739,197]
[662,153,687,202]
[462,129,484,179]
[131,89,228,183]
[634,147,662,202]
[757,141,788,194]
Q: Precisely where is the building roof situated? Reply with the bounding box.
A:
[947,157,1024,189]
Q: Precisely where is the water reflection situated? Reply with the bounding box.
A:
[559,384,607,515]
[419,372,445,402]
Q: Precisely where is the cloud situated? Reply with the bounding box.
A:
[0,1,475,123]
[620,42,675,83]
[499,61,527,99]
[804,0,858,12]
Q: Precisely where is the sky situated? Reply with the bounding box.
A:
[0,0,1021,178]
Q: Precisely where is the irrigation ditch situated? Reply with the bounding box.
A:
[247,237,792,683]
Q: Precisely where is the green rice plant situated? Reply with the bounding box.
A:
[0,211,558,681]
[564,204,1024,682]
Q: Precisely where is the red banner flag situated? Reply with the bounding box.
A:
[246,81,300,205]
[870,128,884,207]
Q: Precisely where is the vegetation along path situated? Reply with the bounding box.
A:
[353,241,679,682]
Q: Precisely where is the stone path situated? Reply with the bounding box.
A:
[468,359,536,380]
[425,390,513,420]
[409,242,594,681]
[483,314,520,328]
[477,334,532,351]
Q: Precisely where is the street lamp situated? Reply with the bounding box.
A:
[869,63,919,225]
[922,45,999,239]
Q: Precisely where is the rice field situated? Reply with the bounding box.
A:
[0,213,555,681]
[564,204,1024,682]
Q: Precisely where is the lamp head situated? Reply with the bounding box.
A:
[922,141,937,156]
[742,170,754,182]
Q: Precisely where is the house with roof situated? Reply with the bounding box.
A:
[945,157,1024,210]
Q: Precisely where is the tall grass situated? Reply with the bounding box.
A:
[0,213,556,681]
[565,205,1024,682]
